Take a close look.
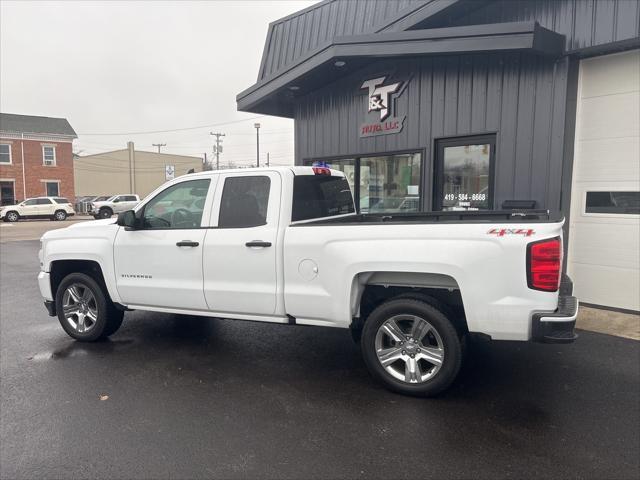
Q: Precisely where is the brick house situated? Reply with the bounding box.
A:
[0,113,77,205]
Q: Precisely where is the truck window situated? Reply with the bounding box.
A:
[142,179,210,229]
[292,175,355,222]
[218,176,270,228]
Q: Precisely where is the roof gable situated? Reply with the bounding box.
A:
[258,0,434,81]
[0,113,77,138]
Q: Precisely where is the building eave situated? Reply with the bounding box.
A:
[237,21,565,118]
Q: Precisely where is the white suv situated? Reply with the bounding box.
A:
[1,197,76,222]
[90,194,140,219]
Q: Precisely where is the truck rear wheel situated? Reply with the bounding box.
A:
[361,298,462,397]
[55,272,124,342]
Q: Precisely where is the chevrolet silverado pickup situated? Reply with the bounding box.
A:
[38,167,578,396]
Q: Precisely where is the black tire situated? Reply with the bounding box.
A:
[55,272,124,342]
[98,208,113,219]
[54,210,67,221]
[361,298,462,397]
[4,211,19,222]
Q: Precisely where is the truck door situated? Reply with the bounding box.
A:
[202,171,281,316]
[113,177,215,310]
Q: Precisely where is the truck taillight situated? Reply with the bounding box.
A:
[527,237,561,292]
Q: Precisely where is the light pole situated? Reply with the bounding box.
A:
[152,143,166,153]
[254,123,261,167]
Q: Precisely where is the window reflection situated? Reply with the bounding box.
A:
[441,143,491,211]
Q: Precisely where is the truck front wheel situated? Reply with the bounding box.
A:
[55,272,124,342]
[360,298,462,397]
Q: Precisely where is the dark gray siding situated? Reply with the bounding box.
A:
[294,53,572,211]
[442,0,640,52]
[259,0,429,80]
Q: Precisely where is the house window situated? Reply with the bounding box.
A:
[304,152,422,214]
[434,135,495,211]
[45,181,60,197]
[585,191,640,215]
[42,146,56,166]
[0,180,15,205]
[0,144,11,164]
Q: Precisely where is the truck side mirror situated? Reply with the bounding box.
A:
[117,210,137,230]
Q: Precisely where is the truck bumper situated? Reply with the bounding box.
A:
[531,275,579,344]
[38,271,56,317]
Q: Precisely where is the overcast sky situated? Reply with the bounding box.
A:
[0,0,316,166]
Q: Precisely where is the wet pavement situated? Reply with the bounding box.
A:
[1,240,639,479]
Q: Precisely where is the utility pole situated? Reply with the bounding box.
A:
[152,143,166,153]
[254,123,261,167]
[209,132,225,170]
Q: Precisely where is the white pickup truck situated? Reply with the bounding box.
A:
[38,167,578,396]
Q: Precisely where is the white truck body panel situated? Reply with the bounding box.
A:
[39,167,566,342]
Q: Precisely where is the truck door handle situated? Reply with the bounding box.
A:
[245,240,272,248]
[176,240,199,247]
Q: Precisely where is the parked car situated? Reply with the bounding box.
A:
[37,167,577,397]
[89,194,140,219]
[1,197,75,222]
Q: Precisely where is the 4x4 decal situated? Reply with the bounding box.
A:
[487,228,535,237]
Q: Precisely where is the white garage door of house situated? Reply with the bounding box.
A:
[568,49,640,312]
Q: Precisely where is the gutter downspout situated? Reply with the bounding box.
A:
[20,133,26,201]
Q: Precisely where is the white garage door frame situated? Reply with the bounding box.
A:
[567,49,640,313]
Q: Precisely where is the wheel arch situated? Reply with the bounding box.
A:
[349,271,468,335]
[50,259,116,304]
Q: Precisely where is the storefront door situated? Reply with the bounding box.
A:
[0,181,15,206]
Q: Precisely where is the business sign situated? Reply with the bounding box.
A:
[359,76,407,138]
[165,165,175,181]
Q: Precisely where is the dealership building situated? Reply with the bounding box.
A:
[238,0,639,312]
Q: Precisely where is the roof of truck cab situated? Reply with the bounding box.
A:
[186,166,345,177]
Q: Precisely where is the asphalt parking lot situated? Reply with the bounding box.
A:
[1,235,639,479]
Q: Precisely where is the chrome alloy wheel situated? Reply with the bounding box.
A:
[6,212,18,222]
[374,315,445,384]
[62,283,98,333]
[55,211,66,220]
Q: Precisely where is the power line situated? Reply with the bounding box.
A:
[78,115,264,136]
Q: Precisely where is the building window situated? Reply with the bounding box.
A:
[0,180,15,205]
[434,135,495,211]
[45,181,60,197]
[360,153,421,213]
[0,144,11,164]
[304,152,422,214]
[585,191,640,215]
[42,146,56,166]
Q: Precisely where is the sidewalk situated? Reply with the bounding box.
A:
[577,305,640,340]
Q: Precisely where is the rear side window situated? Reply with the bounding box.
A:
[36,198,52,205]
[53,198,69,204]
[122,195,138,202]
[219,176,270,228]
[292,175,355,222]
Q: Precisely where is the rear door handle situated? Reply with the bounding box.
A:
[245,240,272,248]
[176,240,199,247]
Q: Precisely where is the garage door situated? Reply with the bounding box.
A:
[568,49,640,312]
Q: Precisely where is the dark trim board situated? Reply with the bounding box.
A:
[238,22,566,117]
